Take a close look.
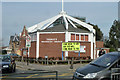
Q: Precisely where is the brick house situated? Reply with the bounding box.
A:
[9,34,19,53]
[19,26,28,57]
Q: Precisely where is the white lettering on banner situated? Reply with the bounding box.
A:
[41,41,53,43]
[41,38,62,43]
[54,41,62,43]
[46,38,57,41]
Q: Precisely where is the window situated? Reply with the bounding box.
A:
[71,34,75,40]
[71,34,89,41]
[85,35,88,41]
[76,34,79,40]
[81,35,84,41]
[30,34,37,41]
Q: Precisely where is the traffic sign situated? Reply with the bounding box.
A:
[26,35,31,48]
[23,51,27,55]
[62,42,80,51]
[26,35,31,42]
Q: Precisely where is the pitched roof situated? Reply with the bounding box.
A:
[10,35,19,42]
[38,24,91,33]
[20,26,28,37]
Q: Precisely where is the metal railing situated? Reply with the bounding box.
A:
[14,57,92,65]
[111,68,120,80]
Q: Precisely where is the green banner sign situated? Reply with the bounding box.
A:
[62,42,80,51]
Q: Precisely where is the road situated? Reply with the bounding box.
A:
[1,61,88,80]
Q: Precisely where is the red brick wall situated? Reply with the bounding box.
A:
[96,41,104,48]
[68,42,91,58]
[39,33,65,58]
[29,41,36,58]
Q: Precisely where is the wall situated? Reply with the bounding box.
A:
[29,41,36,58]
[96,41,104,48]
[39,33,65,58]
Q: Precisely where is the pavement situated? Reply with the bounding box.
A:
[16,61,87,72]
[16,61,87,78]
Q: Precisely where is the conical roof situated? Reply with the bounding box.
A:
[28,12,95,34]
[38,24,91,33]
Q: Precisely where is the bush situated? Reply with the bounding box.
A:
[109,48,116,52]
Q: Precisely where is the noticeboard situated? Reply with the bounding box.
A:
[62,42,80,51]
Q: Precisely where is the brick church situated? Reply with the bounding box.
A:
[18,3,109,60]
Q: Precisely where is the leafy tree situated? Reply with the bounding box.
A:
[109,20,120,51]
[87,23,103,41]
[104,38,110,48]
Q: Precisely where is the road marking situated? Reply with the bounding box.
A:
[0,73,73,79]
[0,76,7,78]
[59,73,73,76]
[33,73,73,78]
[25,74,38,78]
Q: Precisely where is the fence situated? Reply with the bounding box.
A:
[111,68,120,80]
[14,57,92,65]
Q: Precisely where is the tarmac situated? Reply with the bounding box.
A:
[16,61,88,78]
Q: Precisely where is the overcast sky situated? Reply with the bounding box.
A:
[2,2,118,46]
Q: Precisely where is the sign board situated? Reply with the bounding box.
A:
[23,51,27,55]
[45,56,48,58]
[62,42,80,51]
[26,35,31,48]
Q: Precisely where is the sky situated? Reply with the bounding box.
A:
[2,2,118,46]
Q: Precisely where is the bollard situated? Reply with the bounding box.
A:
[70,57,74,69]
[56,71,58,80]
[47,58,48,65]
[68,60,70,65]
[27,54,29,65]
[56,62,57,65]
[42,61,43,65]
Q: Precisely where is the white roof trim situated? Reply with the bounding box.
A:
[41,14,62,30]
[13,35,19,41]
[28,14,62,32]
[65,15,95,34]
[27,11,95,34]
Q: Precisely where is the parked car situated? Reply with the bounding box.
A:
[7,53,21,58]
[73,52,120,80]
[0,55,16,73]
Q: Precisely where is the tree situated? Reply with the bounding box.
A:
[87,23,103,41]
[109,20,120,51]
[103,36,111,48]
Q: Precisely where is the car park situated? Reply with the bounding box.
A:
[0,55,16,73]
[73,52,120,80]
